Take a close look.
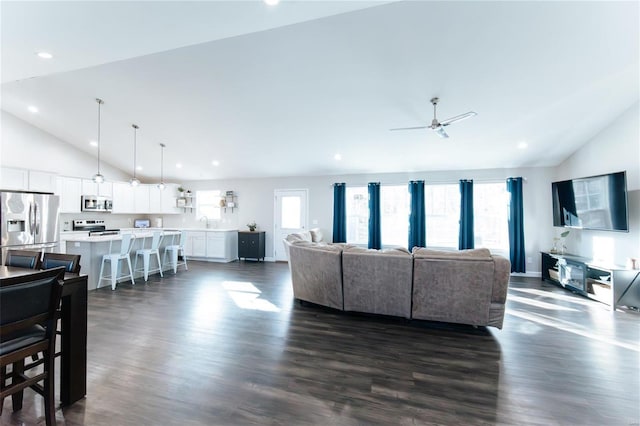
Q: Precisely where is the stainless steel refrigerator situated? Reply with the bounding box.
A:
[1,190,60,263]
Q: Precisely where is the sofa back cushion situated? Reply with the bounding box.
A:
[342,246,413,318]
[412,252,494,326]
[287,241,344,310]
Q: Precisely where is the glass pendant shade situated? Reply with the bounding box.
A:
[129,177,140,187]
[157,182,165,190]
[93,173,105,184]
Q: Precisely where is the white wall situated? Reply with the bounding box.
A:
[553,102,640,267]
[162,167,554,271]
[0,110,129,181]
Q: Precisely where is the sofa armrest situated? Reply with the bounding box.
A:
[491,255,511,304]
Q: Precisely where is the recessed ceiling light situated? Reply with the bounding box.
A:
[37,52,53,59]
[27,105,38,113]
[264,0,280,5]
[136,166,143,171]
[176,163,183,169]
[89,140,98,147]
[212,160,220,166]
[334,153,342,161]
[517,141,528,150]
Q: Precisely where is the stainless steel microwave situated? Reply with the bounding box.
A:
[81,195,112,212]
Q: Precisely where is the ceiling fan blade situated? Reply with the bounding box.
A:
[389,126,429,131]
[440,111,477,126]
[434,126,449,139]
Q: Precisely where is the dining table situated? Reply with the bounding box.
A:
[0,265,88,406]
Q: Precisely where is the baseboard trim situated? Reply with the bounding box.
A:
[511,271,541,278]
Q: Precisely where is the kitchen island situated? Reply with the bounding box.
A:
[65,229,182,290]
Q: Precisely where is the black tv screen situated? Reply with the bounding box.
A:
[552,171,628,232]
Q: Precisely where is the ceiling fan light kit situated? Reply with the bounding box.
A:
[390,97,477,138]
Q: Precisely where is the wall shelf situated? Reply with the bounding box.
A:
[176,193,194,212]
[222,191,237,212]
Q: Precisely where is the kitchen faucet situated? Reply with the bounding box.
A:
[200,216,209,229]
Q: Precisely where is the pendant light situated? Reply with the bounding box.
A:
[129,124,140,187]
[92,98,105,183]
[157,143,166,190]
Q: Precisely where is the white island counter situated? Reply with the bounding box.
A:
[65,229,181,291]
[65,228,239,291]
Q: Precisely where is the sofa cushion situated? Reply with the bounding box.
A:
[342,246,413,318]
[412,247,492,260]
[309,228,323,243]
[285,231,312,243]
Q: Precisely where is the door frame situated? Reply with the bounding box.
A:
[273,188,309,261]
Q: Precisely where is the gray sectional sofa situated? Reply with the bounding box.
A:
[284,233,511,329]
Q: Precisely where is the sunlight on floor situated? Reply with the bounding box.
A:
[223,280,281,312]
[508,295,579,311]
[510,287,598,307]
[506,309,639,352]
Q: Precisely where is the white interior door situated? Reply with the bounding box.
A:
[274,189,308,261]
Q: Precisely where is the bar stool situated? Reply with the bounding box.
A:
[98,234,136,290]
[133,231,164,281]
[163,231,188,274]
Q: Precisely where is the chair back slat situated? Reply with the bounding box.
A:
[120,234,135,256]
[4,250,42,269]
[150,231,163,250]
[42,252,81,274]
[179,231,187,247]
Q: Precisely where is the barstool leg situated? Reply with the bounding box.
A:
[172,248,178,273]
[110,259,118,291]
[182,248,188,271]
[98,258,106,289]
[143,252,150,281]
[156,251,163,278]
[127,256,135,285]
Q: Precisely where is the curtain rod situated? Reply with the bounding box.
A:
[331,177,527,187]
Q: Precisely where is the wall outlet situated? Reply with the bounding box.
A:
[527,257,533,264]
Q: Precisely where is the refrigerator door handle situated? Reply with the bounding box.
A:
[29,202,35,237]
[34,202,40,236]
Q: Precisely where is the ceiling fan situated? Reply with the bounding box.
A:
[390,97,477,139]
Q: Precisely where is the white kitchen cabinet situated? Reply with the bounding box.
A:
[57,176,82,213]
[184,230,237,262]
[112,182,134,213]
[1,167,29,190]
[149,186,162,213]
[81,179,112,197]
[134,185,150,213]
[185,231,206,257]
[148,184,180,214]
[28,170,57,193]
[206,232,226,258]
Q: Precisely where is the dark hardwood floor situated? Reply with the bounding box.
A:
[2,261,639,425]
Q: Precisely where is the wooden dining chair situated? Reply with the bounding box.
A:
[42,252,81,274]
[0,267,65,426]
[4,250,42,269]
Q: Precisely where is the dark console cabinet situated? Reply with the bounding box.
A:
[541,251,640,310]
[238,231,265,262]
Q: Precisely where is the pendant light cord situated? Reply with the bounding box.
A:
[132,124,138,179]
[96,98,103,175]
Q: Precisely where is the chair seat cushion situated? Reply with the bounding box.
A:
[0,325,45,356]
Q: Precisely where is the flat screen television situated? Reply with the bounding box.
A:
[552,171,628,232]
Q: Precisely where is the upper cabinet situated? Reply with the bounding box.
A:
[81,179,112,197]
[57,176,82,213]
[0,167,47,191]
[112,182,134,214]
[28,170,58,193]
[133,185,150,213]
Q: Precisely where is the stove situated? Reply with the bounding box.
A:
[73,219,119,236]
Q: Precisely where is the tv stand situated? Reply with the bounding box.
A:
[541,252,640,310]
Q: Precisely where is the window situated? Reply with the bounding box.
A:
[346,186,368,245]
[196,190,221,221]
[474,182,509,251]
[425,184,460,248]
[381,185,410,247]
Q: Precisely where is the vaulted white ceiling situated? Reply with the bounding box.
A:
[1,1,638,183]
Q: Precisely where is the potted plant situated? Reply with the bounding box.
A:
[177,186,186,197]
[247,221,257,232]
